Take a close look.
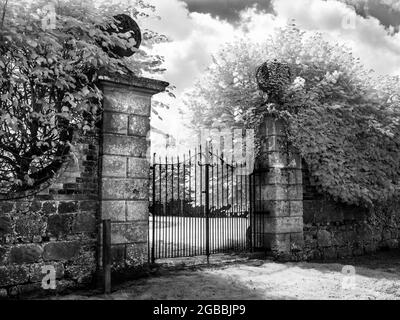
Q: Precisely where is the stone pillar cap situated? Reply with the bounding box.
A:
[99,73,169,95]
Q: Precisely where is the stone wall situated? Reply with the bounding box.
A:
[256,117,400,261]
[0,131,99,298]
[0,75,168,298]
[302,162,400,260]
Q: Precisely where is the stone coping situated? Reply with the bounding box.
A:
[99,74,169,95]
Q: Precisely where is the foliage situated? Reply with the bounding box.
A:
[0,0,167,195]
[185,24,400,207]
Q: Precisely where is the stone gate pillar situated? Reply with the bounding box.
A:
[255,117,304,260]
[98,75,168,269]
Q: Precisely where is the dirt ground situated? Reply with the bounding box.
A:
[51,250,400,300]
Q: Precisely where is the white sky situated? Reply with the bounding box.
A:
[138,0,400,156]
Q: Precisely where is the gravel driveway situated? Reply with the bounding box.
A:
[50,250,400,300]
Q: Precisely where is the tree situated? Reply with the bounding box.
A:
[0,0,167,195]
[185,24,400,207]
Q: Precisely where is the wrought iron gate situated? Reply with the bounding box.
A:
[149,145,258,262]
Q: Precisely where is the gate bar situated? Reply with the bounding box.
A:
[151,154,156,263]
[204,143,210,263]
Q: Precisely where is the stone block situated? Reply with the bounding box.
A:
[29,201,42,212]
[80,201,98,212]
[58,201,79,213]
[102,155,127,177]
[0,202,14,213]
[289,201,303,217]
[43,241,81,261]
[111,222,147,244]
[264,168,287,185]
[0,265,29,287]
[15,201,30,213]
[260,185,287,201]
[317,229,332,247]
[322,247,337,260]
[64,247,96,284]
[255,200,302,218]
[126,201,148,221]
[9,244,43,264]
[127,157,149,178]
[287,185,303,201]
[128,115,149,137]
[103,87,151,116]
[42,202,57,214]
[102,178,149,200]
[258,134,276,153]
[102,178,127,200]
[268,150,288,168]
[15,214,46,241]
[72,213,96,233]
[0,215,12,237]
[126,242,147,266]
[265,233,291,252]
[102,200,125,221]
[331,231,345,247]
[103,111,128,135]
[102,134,148,157]
[262,216,303,233]
[256,200,289,216]
[47,214,73,236]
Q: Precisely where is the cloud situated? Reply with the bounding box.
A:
[271,0,400,76]
[338,0,400,33]
[141,0,400,153]
[143,0,236,93]
[343,0,400,13]
[182,0,273,22]
[144,0,400,96]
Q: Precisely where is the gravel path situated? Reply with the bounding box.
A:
[51,250,400,300]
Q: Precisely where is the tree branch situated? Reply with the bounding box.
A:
[0,0,8,31]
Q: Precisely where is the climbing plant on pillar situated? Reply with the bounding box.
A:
[185,24,400,207]
[0,0,167,196]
